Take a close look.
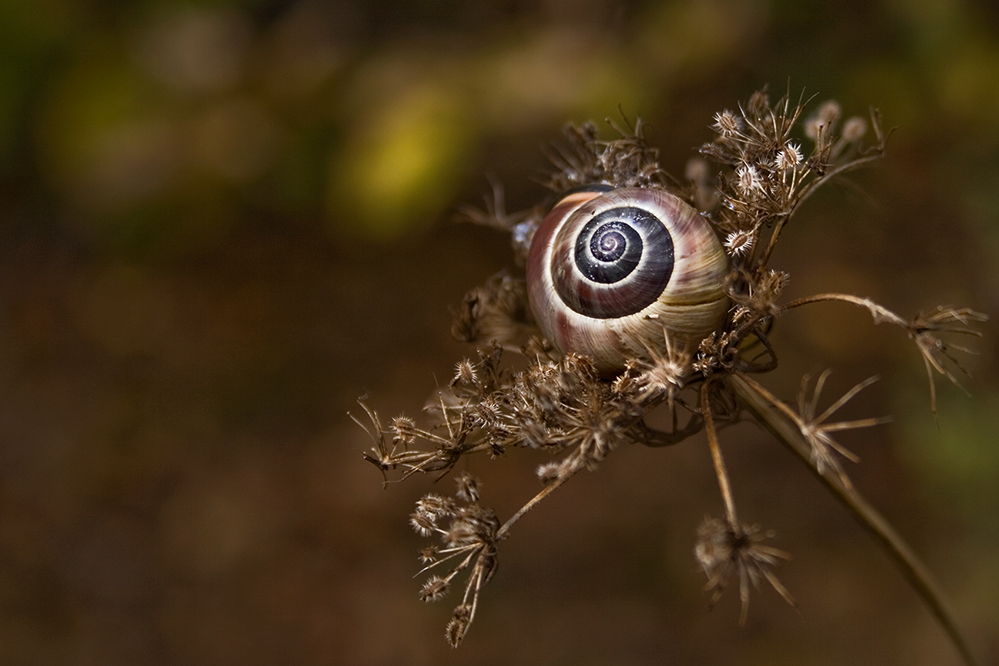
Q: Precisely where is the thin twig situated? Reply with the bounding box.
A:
[702,380,738,526]
[497,471,576,540]
[780,292,907,325]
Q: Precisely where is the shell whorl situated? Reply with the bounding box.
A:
[526,187,729,372]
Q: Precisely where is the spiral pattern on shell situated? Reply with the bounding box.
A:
[527,187,729,372]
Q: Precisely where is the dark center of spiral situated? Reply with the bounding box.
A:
[589,222,629,262]
[556,205,675,319]
[575,211,649,284]
[578,221,643,284]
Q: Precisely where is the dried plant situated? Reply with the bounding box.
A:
[352,89,985,663]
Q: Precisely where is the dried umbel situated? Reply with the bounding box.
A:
[354,90,985,663]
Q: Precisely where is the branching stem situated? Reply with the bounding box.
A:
[729,373,979,666]
[758,125,885,267]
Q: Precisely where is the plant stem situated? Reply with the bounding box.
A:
[728,373,979,666]
[497,471,574,540]
[702,380,738,526]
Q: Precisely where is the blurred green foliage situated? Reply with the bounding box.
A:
[4,0,999,249]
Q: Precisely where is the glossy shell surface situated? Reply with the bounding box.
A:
[526,187,729,371]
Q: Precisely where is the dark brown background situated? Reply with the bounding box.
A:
[1,0,997,664]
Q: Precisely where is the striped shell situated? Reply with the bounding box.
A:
[526,187,729,372]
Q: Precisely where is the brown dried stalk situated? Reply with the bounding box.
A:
[730,372,979,666]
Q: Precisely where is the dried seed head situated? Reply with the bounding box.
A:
[747,89,769,116]
[713,110,742,137]
[735,163,764,195]
[611,363,639,397]
[410,511,437,537]
[842,116,868,142]
[685,156,710,183]
[725,230,755,257]
[416,494,456,518]
[805,100,841,140]
[536,461,562,485]
[453,359,478,386]
[446,604,473,647]
[455,472,480,503]
[391,415,418,445]
[774,142,803,170]
[816,100,841,125]
[695,517,794,624]
[695,516,735,571]
[418,545,438,564]
[788,370,891,485]
[420,575,450,602]
[520,420,551,449]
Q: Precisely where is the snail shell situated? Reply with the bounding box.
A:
[526,186,729,372]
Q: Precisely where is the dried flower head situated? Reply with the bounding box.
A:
[735,163,765,195]
[695,516,794,625]
[354,89,985,664]
[724,229,755,257]
[713,110,743,137]
[842,116,868,143]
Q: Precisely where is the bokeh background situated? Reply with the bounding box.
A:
[1,0,997,664]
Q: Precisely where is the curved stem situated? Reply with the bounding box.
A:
[631,416,704,448]
[729,373,979,666]
[780,292,907,326]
